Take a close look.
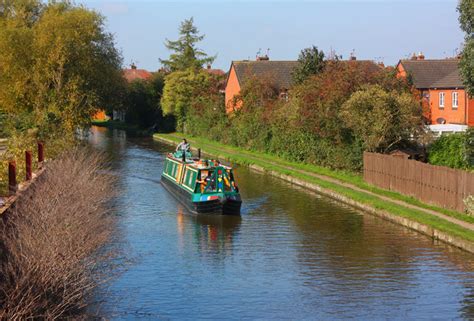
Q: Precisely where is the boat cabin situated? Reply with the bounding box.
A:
[162,154,239,195]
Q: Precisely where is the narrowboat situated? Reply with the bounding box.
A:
[161,150,242,215]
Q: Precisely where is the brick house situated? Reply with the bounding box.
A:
[396,55,474,129]
[224,56,382,113]
[224,57,298,113]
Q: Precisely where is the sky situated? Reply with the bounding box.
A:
[81,0,465,72]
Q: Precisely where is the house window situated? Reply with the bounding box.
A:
[439,92,445,108]
[452,92,458,109]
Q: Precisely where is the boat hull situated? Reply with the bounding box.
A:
[161,175,241,215]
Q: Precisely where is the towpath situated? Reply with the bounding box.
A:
[155,133,474,233]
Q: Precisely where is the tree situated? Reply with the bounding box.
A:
[458,0,474,96]
[161,69,213,131]
[292,46,325,84]
[159,17,215,72]
[340,85,423,152]
[0,1,125,139]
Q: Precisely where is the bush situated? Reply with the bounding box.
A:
[428,130,472,169]
[0,148,117,319]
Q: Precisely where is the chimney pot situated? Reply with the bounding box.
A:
[131,63,137,70]
[256,55,269,61]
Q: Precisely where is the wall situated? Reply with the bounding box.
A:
[469,96,474,126]
[429,89,467,124]
[224,65,242,113]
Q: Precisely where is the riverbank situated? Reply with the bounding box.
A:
[91,120,156,137]
[154,132,474,253]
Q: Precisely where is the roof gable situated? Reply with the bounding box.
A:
[399,59,463,89]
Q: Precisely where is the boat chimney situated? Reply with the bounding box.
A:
[182,151,186,162]
[198,148,201,159]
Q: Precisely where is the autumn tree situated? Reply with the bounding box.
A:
[292,46,325,84]
[0,0,125,139]
[159,17,215,72]
[458,0,474,96]
[340,85,423,152]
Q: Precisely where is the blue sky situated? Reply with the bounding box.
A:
[81,0,464,71]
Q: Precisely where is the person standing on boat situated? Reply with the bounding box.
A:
[176,139,190,152]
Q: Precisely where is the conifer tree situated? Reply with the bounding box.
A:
[160,17,215,72]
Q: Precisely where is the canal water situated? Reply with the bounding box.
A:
[90,127,474,320]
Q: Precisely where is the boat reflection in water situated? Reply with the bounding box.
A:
[176,205,241,260]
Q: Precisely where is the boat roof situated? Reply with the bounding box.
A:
[167,154,232,170]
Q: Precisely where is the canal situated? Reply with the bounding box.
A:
[90,127,474,320]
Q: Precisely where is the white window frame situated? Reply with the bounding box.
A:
[452,91,458,109]
[439,92,445,108]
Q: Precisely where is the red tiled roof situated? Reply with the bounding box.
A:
[123,68,153,82]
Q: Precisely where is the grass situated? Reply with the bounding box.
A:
[154,132,474,243]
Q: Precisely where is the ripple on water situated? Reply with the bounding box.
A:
[88,127,474,320]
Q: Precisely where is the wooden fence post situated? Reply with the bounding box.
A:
[8,161,17,195]
[38,142,44,167]
[25,151,32,181]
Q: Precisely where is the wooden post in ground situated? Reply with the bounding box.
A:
[25,151,32,181]
[38,142,44,167]
[8,161,17,195]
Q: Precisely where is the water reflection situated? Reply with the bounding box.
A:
[176,205,241,262]
[88,127,474,320]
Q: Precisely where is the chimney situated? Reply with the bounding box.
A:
[350,55,357,61]
[417,52,425,60]
[256,55,269,61]
[411,53,417,60]
[131,63,137,70]
[207,64,211,69]
[378,62,385,68]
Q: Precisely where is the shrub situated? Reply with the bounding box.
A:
[428,130,472,169]
[0,148,117,319]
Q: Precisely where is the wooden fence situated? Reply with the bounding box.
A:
[363,152,474,212]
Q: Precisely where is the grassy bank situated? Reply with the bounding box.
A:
[154,132,474,245]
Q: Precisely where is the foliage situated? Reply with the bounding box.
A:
[125,73,165,129]
[292,46,325,84]
[458,0,474,96]
[0,0,125,141]
[159,17,215,72]
[176,57,418,172]
[341,85,422,152]
[428,129,473,169]
[161,69,214,131]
